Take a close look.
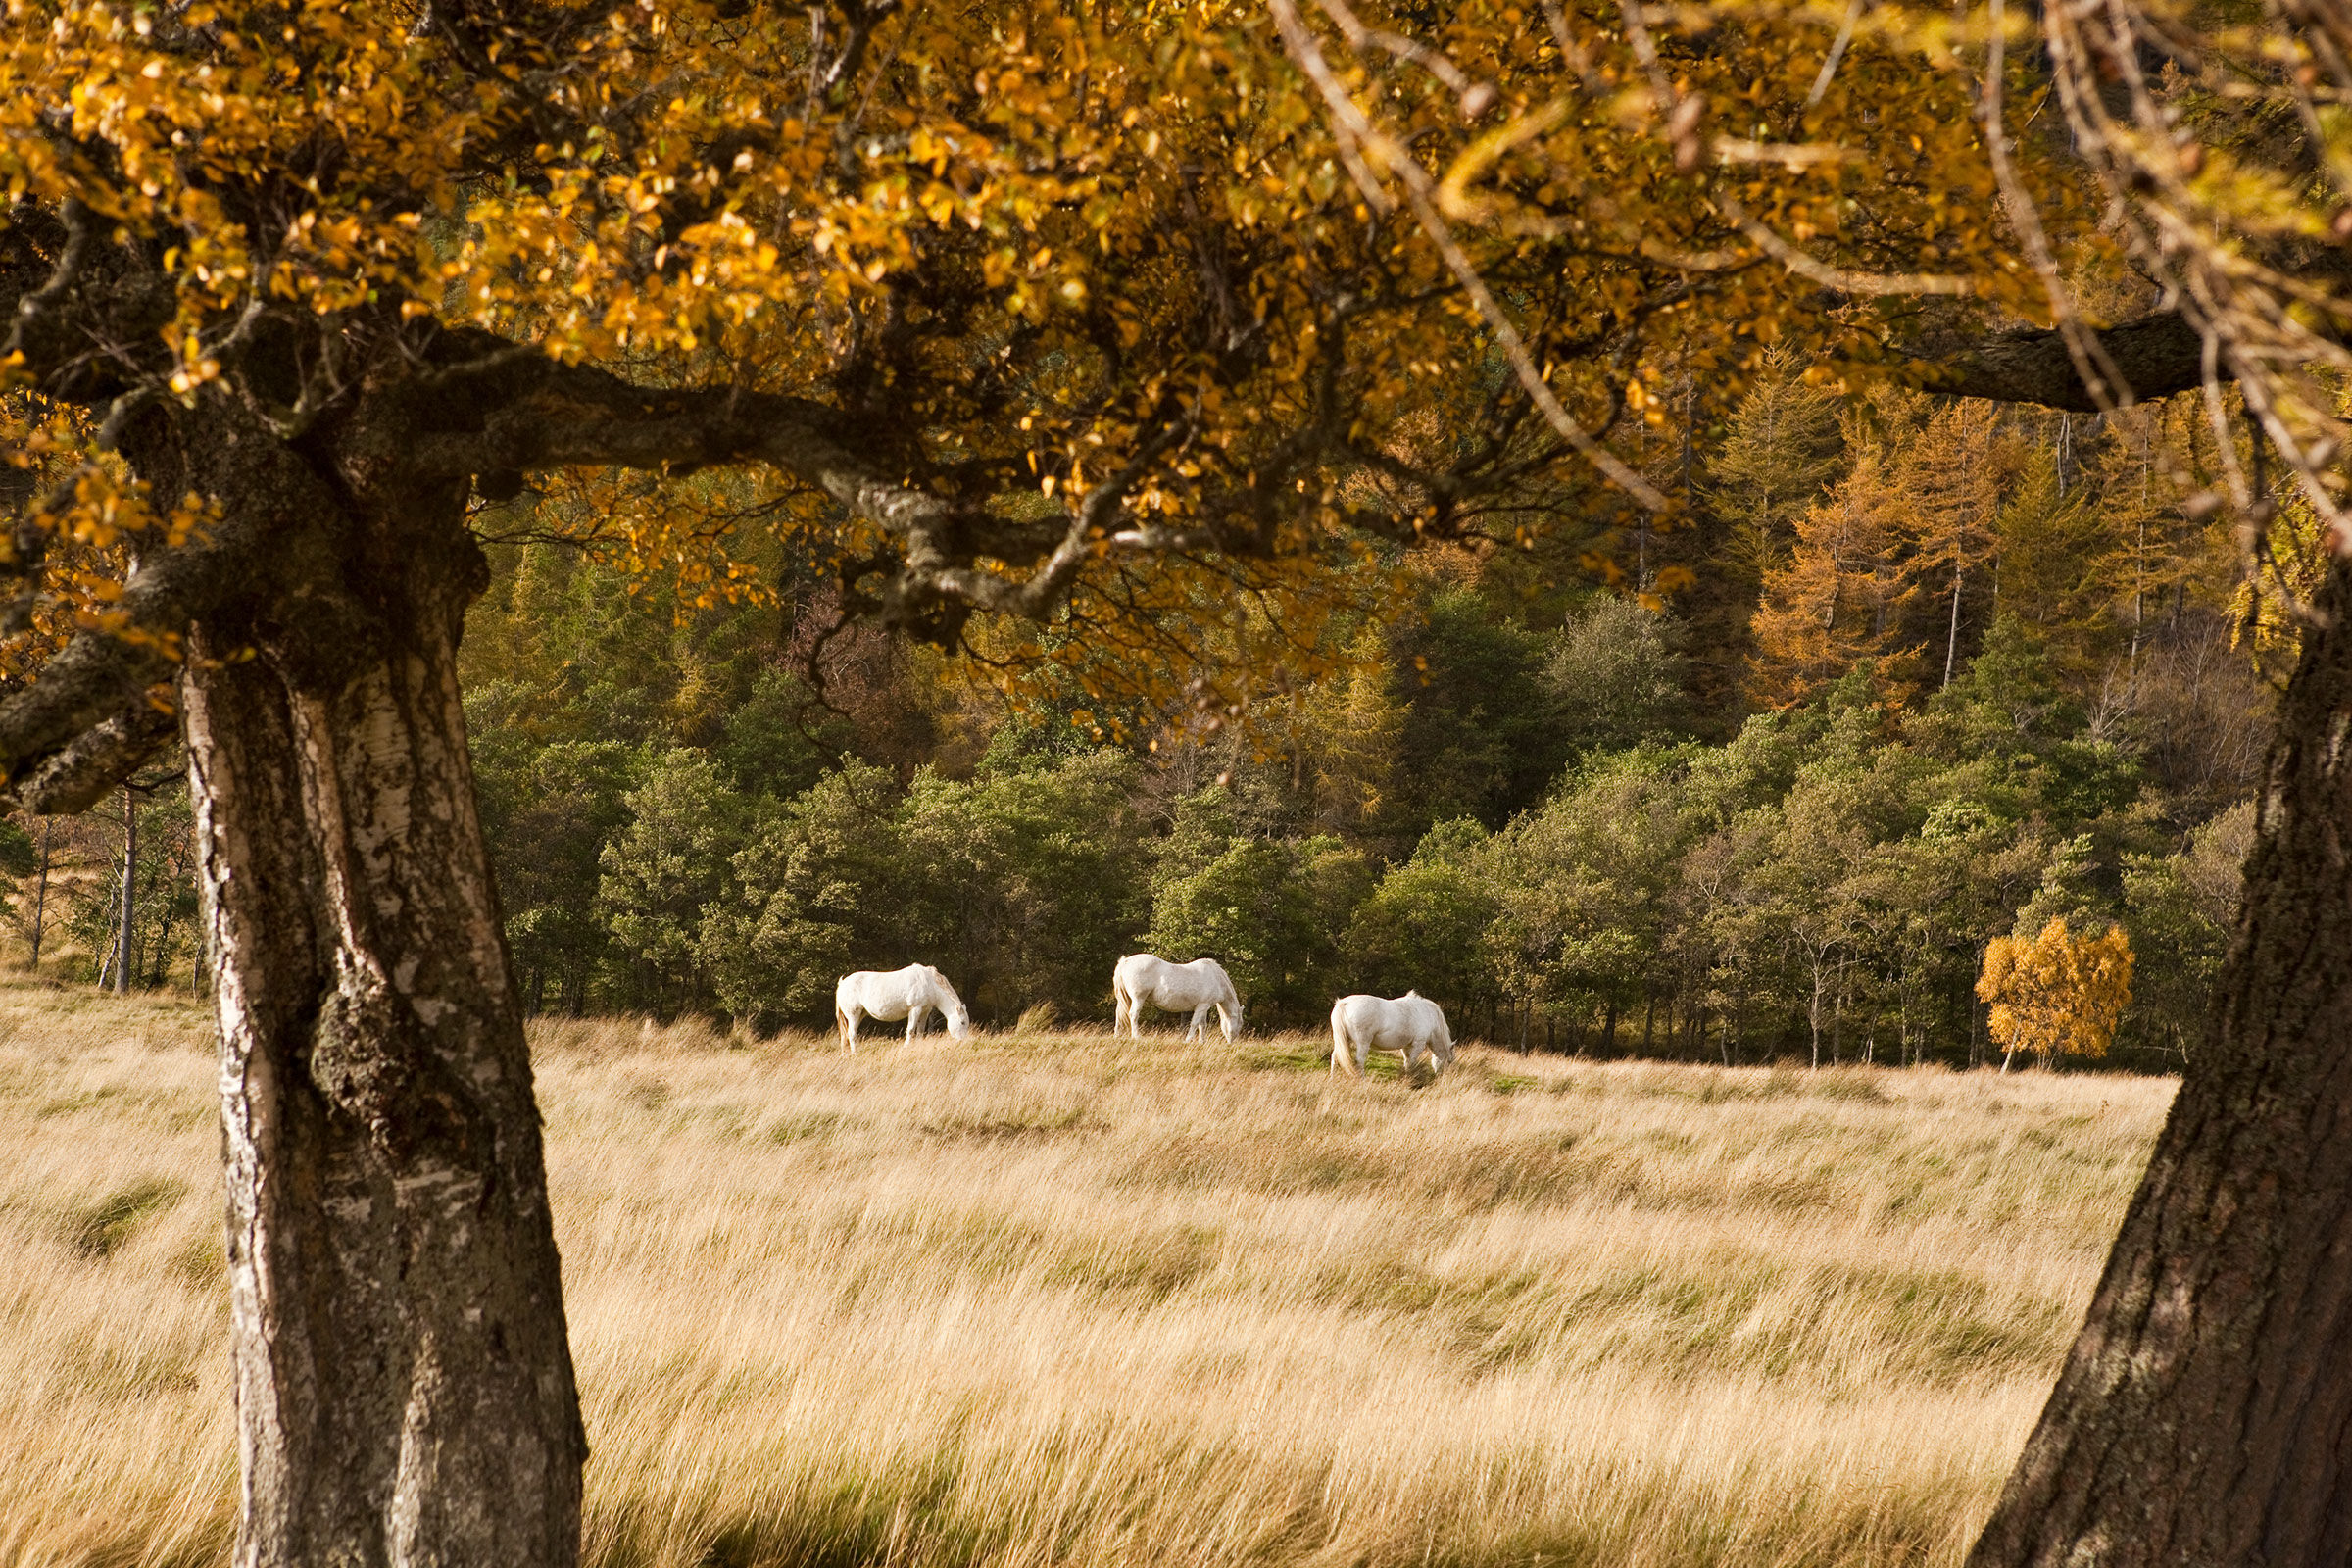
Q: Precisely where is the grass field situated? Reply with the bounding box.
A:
[0,983,2175,1568]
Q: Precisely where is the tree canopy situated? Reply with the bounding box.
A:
[1,0,2206,789]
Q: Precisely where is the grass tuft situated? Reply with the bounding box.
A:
[67,1177,186,1260]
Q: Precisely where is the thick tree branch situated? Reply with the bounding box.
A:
[407,354,1211,626]
[1910,311,2209,412]
[407,357,957,527]
[0,391,389,805]
[0,630,175,808]
[12,695,178,812]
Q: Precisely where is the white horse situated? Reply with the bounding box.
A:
[834,964,972,1053]
[1330,991,1455,1078]
[1112,954,1245,1042]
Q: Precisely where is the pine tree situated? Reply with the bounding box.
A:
[1992,448,2122,677]
[1709,349,1846,594]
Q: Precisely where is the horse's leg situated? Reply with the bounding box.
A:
[906,1004,926,1043]
[1187,1003,1210,1043]
[840,1005,859,1054]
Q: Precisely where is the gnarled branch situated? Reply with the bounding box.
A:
[1909,311,2208,413]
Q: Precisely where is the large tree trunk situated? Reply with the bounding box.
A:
[1970,555,2352,1566]
[183,485,584,1565]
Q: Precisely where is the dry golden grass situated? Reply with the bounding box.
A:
[0,983,2175,1568]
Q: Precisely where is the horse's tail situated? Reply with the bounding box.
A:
[1330,1002,1362,1076]
[835,1004,854,1052]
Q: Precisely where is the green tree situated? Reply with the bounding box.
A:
[598,750,751,1016]
[63,783,201,990]
[2118,802,2253,1061]
[1991,453,2113,670]
[897,751,1150,1020]
[1391,586,1564,832]
[473,736,645,1013]
[1344,819,1502,1015]
[1148,833,1371,1028]
[1710,350,1846,593]
[1489,749,1696,1053]
[1542,599,1692,759]
[718,666,841,801]
[703,761,909,1031]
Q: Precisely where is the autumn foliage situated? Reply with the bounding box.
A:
[1977,917,2135,1071]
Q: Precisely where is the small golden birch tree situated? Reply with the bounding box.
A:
[1977,917,2136,1072]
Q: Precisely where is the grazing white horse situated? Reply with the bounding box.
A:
[1330,991,1455,1078]
[834,964,972,1053]
[1112,954,1245,1042]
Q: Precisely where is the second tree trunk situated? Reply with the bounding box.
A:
[1970,554,2352,1565]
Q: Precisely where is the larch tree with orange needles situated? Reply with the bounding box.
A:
[1745,436,1924,706]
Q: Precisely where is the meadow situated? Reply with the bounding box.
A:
[0,983,2175,1568]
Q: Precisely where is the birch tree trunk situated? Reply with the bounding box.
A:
[29,817,50,971]
[179,484,584,1567]
[1969,553,2352,1565]
[116,784,134,995]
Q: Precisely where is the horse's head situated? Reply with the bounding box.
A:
[944,998,973,1042]
[1222,999,1245,1040]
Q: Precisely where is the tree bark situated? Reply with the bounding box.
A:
[117,783,135,995]
[1970,553,2352,1566]
[29,816,50,970]
[181,478,584,1566]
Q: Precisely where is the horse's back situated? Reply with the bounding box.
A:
[1334,992,1444,1048]
[1117,953,1230,1007]
[839,964,925,1013]
[1330,992,1388,1043]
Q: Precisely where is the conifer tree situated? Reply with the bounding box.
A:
[1746,436,1924,705]
[1709,350,1846,593]
[1987,448,2116,674]
[1896,400,2010,688]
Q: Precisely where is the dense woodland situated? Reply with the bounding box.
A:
[17,368,2266,1072]
[24,366,2258,1071]
[16,371,2261,1068]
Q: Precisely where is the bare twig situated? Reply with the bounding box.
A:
[1805,0,1866,109]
